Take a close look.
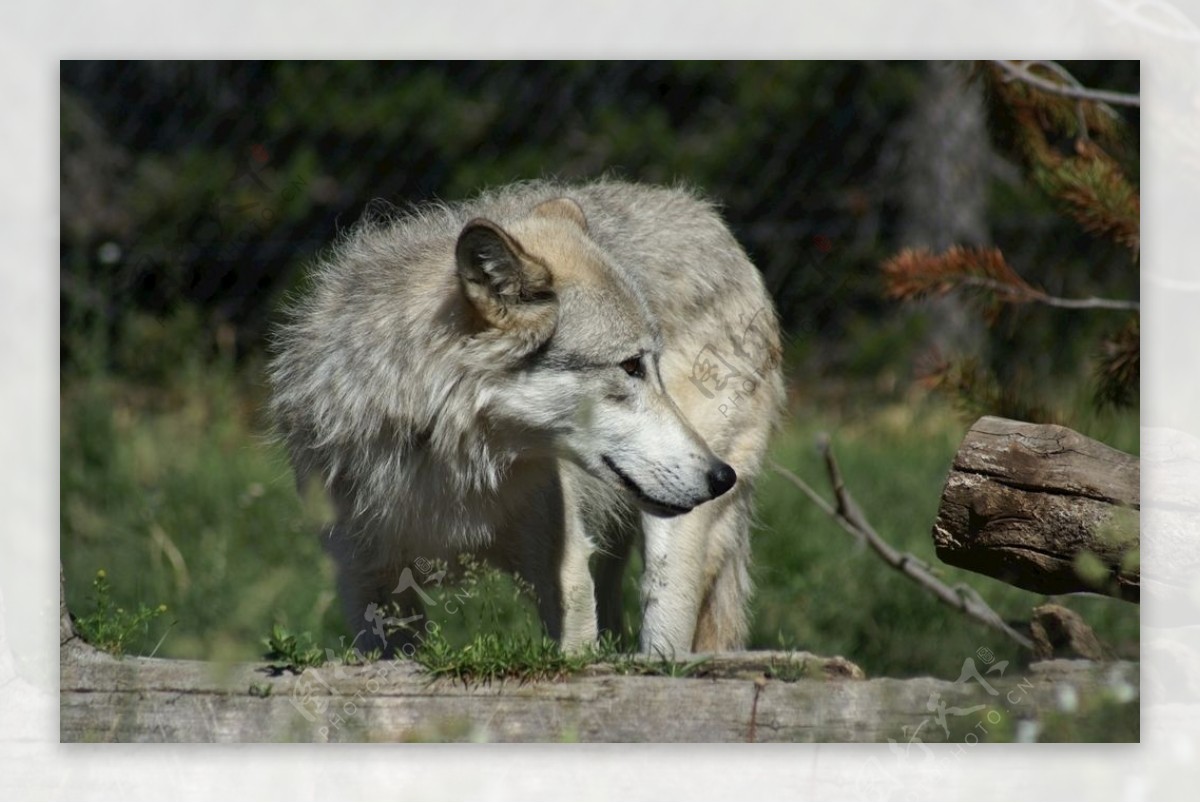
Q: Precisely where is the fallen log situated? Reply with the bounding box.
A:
[932,416,1139,602]
[59,639,1136,743]
[57,567,1137,743]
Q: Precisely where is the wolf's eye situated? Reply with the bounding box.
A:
[620,356,645,379]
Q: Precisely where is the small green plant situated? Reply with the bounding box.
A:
[73,569,171,657]
[262,624,325,674]
[766,655,825,682]
[413,626,597,685]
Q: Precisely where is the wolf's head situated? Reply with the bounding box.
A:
[455,197,736,516]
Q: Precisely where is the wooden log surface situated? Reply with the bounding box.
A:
[60,639,1137,743]
[933,416,1140,601]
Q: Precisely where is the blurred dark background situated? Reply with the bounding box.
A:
[61,61,1138,395]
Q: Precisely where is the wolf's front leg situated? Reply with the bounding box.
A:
[554,471,599,651]
[639,490,750,655]
[690,486,753,652]
[639,513,706,656]
[556,519,599,651]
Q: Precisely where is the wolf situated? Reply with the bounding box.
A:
[268,179,784,656]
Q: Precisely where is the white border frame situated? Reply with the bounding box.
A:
[4,1,1197,798]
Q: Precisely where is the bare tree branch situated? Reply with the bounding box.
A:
[993,60,1140,108]
[958,275,1141,311]
[769,438,1034,651]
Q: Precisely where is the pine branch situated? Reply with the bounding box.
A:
[979,61,1140,255]
[882,246,1139,313]
[1036,141,1141,252]
[993,60,1140,108]
[768,443,1034,652]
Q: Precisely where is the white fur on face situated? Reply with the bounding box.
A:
[486,355,721,515]
[586,397,719,515]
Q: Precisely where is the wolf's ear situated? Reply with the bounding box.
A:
[532,197,589,233]
[455,218,557,339]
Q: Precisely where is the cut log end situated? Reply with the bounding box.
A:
[933,416,1139,602]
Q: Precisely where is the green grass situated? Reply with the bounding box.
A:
[60,340,1139,679]
[413,629,597,685]
[61,350,339,663]
[400,626,718,685]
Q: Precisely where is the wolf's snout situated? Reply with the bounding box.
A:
[706,461,737,498]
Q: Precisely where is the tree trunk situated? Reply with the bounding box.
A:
[896,60,992,357]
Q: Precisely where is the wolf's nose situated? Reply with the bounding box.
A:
[706,461,737,498]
